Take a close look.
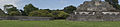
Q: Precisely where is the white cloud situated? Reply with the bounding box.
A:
[0,0,20,10]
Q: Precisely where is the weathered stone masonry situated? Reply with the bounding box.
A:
[67,0,120,21]
[0,16,54,21]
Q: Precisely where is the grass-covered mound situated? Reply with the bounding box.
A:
[0,20,120,27]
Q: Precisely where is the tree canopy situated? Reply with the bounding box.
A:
[105,0,120,9]
[1,4,70,19]
[24,4,39,15]
[63,5,76,14]
[51,11,69,18]
[8,11,21,16]
[29,10,51,17]
[4,5,21,16]
[4,5,19,13]
[0,9,5,16]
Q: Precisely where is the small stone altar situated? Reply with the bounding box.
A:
[67,0,120,21]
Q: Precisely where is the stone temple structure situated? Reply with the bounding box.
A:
[67,0,120,21]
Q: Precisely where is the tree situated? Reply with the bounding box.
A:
[24,4,39,15]
[105,0,118,4]
[8,11,21,16]
[20,10,27,16]
[41,9,52,13]
[4,5,21,16]
[0,9,5,16]
[105,0,120,9]
[51,11,69,18]
[4,5,19,13]
[29,10,52,17]
[63,5,76,14]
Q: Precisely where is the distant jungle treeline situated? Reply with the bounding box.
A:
[0,4,77,19]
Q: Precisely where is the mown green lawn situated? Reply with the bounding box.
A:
[0,20,120,27]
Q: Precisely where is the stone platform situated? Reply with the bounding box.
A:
[67,0,120,21]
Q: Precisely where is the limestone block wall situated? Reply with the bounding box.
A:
[0,16,54,21]
[67,15,120,21]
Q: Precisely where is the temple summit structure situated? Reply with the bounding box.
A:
[67,0,120,21]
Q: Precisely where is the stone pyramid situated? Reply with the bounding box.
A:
[76,0,116,12]
[67,0,120,21]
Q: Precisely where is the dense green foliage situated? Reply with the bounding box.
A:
[29,10,51,17]
[8,11,21,16]
[20,10,27,16]
[0,4,71,18]
[0,9,5,16]
[4,5,19,13]
[4,5,21,16]
[0,20,120,27]
[105,0,120,9]
[29,10,69,18]
[63,5,76,14]
[105,0,118,4]
[51,11,69,18]
[24,4,39,15]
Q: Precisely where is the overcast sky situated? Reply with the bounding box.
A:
[0,0,119,10]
